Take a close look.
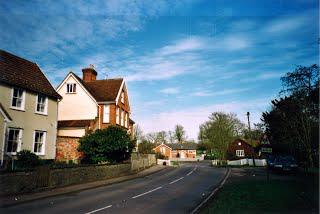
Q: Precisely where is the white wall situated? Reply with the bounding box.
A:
[57,128,86,137]
[57,75,97,121]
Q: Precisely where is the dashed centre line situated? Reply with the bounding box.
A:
[132,186,163,199]
[169,176,184,184]
[85,205,112,214]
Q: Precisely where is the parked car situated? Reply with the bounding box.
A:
[266,154,276,168]
[273,155,298,172]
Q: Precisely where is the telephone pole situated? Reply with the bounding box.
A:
[247,112,255,166]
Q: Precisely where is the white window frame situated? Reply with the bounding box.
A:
[10,88,26,111]
[236,150,245,157]
[6,128,22,155]
[35,94,48,115]
[66,83,76,93]
[125,113,128,128]
[33,130,46,155]
[121,91,125,103]
[116,107,120,124]
[121,110,124,126]
[103,104,110,123]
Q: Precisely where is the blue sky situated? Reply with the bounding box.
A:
[0,0,318,140]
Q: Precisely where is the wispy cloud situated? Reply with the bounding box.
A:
[160,87,180,94]
[159,37,206,56]
[240,72,282,83]
[190,88,251,97]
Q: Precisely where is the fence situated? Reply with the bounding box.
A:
[0,153,156,196]
[226,158,267,166]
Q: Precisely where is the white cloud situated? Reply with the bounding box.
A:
[191,88,251,97]
[159,37,206,56]
[160,87,180,94]
[222,36,250,51]
[240,72,282,83]
[136,98,272,140]
[264,11,314,34]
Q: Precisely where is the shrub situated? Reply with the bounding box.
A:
[78,126,135,164]
[138,140,155,154]
[155,152,166,160]
[16,150,41,169]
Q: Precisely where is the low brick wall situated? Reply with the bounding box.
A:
[131,153,156,171]
[0,154,156,196]
[56,136,84,163]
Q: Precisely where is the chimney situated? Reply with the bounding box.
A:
[82,64,97,82]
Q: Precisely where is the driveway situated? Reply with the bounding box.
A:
[0,162,227,214]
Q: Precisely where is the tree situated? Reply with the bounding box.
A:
[138,140,155,154]
[263,64,319,167]
[174,124,186,143]
[78,126,134,164]
[133,124,144,142]
[156,131,167,144]
[198,112,244,160]
[168,131,175,144]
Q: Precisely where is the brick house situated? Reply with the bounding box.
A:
[153,143,197,159]
[56,65,134,162]
[227,139,255,159]
[0,50,62,166]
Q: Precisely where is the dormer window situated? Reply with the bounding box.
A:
[66,83,76,93]
[11,87,25,110]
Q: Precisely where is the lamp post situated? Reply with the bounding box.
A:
[247,112,256,167]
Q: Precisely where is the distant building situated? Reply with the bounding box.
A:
[153,143,197,159]
[0,50,62,166]
[56,66,134,162]
[227,139,255,159]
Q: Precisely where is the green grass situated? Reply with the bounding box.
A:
[201,177,319,214]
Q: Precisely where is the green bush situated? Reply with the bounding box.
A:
[78,126,135,164]
[16,150,41,169]
[155,152,166,160]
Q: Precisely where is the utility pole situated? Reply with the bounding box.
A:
[247,112,256,167]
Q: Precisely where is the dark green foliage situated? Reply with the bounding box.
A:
[138,140,155,154]
[78,126,134,164]
[155,152,166,160]
[262,64,319,167]
[16,150,41,169]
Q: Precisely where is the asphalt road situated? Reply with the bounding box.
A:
[1,162,227,214]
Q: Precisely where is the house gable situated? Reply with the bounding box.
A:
[57,73,98,121]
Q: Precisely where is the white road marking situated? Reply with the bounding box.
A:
[186,167,197,176]
[132,186,162,199]
[187,171,193,176]
[169,177,184,184]
[85,205,112,214]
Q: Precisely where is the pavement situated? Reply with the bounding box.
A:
[0,162,228,214]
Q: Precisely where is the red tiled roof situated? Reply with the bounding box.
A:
[72,73,123,102]
[0,50,62,99]
[58,120,94,128]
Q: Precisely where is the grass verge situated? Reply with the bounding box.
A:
[201,174,318,214]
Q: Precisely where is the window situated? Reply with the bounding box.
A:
[116,107,120,124]
[66,83,76,93]
[121,110,124,126]
[121,92,125,103]
[160,147,165,154]
[236,150,245,157]
[11,88,25,110]
[103,105,110,123]
[6,128,22,154]
[36,94,48,114]
[125,113,128,128]
[33,131,46,155]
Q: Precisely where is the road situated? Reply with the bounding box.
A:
[1,162,227,214]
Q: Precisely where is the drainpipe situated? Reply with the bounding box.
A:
[1,120,7,167]
[98,105,101,129]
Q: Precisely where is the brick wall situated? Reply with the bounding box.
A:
[56,137,84,163]
[0,154,156,196]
